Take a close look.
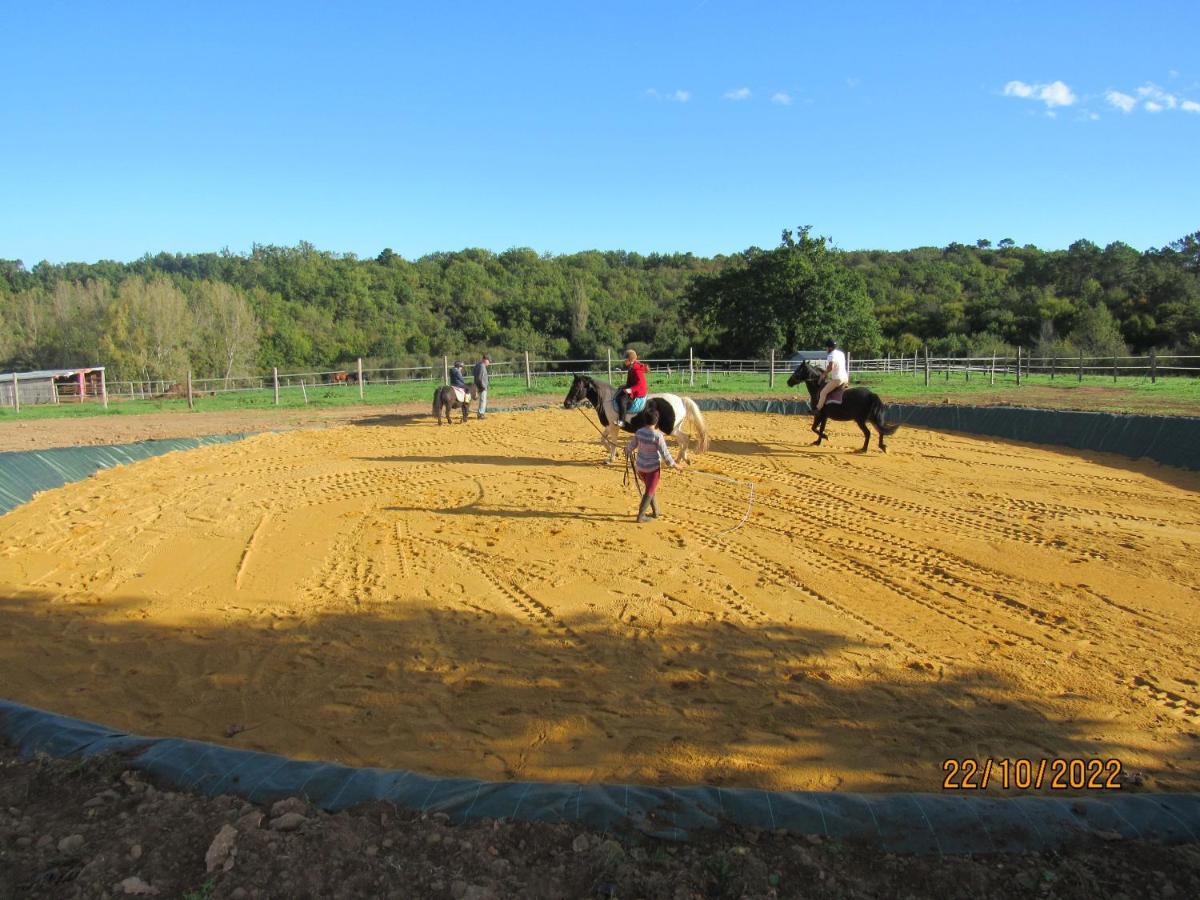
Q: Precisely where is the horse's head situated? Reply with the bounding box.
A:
[787,361,824,389]
[563,374,589,409]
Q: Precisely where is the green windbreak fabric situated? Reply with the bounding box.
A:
[0,435,252,515]
[3,699,1198,852]
[691,399,1200,470]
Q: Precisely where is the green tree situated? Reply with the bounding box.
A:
[1070,303,1126,357]
[686,227,881,357]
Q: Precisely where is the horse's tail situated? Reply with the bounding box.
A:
[432,388,441,417]
[682,396,710,453]
[870,395,899,435]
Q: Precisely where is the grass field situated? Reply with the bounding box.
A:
[1,370,1197,422]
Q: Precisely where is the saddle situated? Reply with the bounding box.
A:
[627,396,647,415]
[452,387,467,404]
[824,386,845,405]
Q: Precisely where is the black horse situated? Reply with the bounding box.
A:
[432,383,478,425]
[562,374,709,463]
[787,361,898,452]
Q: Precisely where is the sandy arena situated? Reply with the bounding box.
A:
[1,410,1197,793]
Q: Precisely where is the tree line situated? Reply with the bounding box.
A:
[1,230,1197,382]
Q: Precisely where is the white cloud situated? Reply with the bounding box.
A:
[1145,101,1165,113]
[723,87,751,101]
[1137,83,1177,108]
[1182,99,1200,113]
[645,88,691,103]
[1003,79,1076,108]
[771,92,792,106]
[1105,90,1136,113]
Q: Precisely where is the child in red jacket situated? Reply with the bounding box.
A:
[615,348,648,426]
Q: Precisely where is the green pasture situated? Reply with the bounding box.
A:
[1,369,1197,423]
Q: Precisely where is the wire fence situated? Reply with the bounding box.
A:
[4,350,1198,410]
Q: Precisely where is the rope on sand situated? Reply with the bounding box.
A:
[679,468,756,536]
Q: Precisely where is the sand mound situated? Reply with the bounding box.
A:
[1,411,1197,792]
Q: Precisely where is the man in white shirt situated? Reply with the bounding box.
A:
[817,339,849,410]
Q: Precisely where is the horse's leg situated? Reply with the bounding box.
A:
[606,425,621,464]
[856,416,871,452]
[812,412,826,445]
[677,430,690,464]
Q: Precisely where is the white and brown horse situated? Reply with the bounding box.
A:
[563,374,710,463]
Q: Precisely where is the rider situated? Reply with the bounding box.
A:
[449,361,468,400]
[817,338,849,411]
[614,348,649,427]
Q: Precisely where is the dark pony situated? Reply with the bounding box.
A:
[432,383,479,425]
[787,361,898,452]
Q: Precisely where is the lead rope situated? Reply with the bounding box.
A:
[679,468,756,535]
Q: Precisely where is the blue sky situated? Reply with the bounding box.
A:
[2,1,1197,263]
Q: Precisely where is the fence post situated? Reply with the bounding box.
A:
[100,369,108,409]
[300,379,308,404]
[607,348,612,383]
[8,374,17,412]
[443,356,449,386]
[524,351,532,389]
[357,357,364,399]
[990,352,996,386]
[187,370,194,410]
[689,347,694,386]
[1113,355,1118,383]
[273,367,279,405]
[1150,348,1157,384]
[945,353,950,382]
[769,350,775,388]
[1078,350,1083,383]
[923,347,930,386]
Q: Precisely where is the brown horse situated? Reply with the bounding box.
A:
[433,384,478,425]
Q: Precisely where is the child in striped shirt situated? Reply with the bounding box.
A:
[624,405,677,522]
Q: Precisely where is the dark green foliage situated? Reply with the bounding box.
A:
[686,227,882,356]
[1,229,1197,379]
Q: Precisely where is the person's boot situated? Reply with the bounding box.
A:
[649,495,659,518]
[636,495,651,523]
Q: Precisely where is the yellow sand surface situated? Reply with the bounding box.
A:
[1,411,1198,792]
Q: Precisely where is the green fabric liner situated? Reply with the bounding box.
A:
[0,434,252,515]
[2,420,1198,850]
[691,399,1200,471]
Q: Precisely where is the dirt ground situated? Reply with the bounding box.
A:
[3,744,1199,900]
[1,410,1197,793]
[0,401,444,453]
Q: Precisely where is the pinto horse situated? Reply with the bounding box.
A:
[787,361,898,452]
[433,384,478,425]
[563,374,709,463]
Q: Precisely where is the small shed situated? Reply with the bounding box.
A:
[787,350,827,366]
[1,367,107,408]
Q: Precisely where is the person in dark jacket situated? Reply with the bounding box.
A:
[449,361,468,399]
[614,349,649,426]
[472,353,490,419]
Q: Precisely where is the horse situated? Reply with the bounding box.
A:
[562,374,710,464]
[328,371,350,385]
[787,360,899,452]
[432,383,478,425]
